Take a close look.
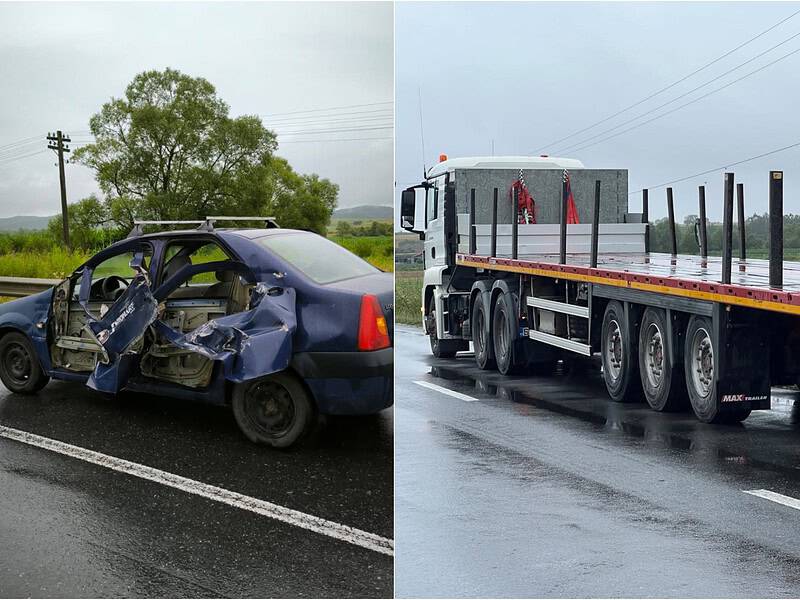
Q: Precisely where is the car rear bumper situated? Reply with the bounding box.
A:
[291,348,393,415]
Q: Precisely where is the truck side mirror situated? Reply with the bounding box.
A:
[400,188,417,232]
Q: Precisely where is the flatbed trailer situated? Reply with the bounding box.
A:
[401,156,799,424]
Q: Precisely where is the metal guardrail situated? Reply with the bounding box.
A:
[0,276,59,298]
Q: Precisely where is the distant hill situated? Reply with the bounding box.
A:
[332,205,392,221]
[0,215,54,232]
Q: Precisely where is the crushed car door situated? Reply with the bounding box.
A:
[147,260,297,384]
[49,246,152,374]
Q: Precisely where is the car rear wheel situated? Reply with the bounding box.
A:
[0,332,49,394]
[231,371,314,448]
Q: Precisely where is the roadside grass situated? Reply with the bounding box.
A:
[0,234,393,304]
[396,270,422,325]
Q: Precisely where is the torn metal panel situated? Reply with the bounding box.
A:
[151,284,297,383]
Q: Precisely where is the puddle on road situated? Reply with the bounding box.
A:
[427,360,800,478]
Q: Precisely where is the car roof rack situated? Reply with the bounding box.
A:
[127,216,279,238]
[202,216,280,231]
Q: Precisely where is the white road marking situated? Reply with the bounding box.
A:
[744,489,800,511]
[413,380,484,402]
[0,425,393,556]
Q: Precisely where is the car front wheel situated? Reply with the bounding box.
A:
[231,371,315,448]
[0,331,49,394]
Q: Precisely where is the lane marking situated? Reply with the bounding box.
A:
[0,425,393,556]
[413,380,484,402]
[744,489,800,511]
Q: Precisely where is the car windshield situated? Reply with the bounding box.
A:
[257,232,379,284]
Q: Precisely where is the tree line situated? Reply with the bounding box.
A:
[44,68,339,250]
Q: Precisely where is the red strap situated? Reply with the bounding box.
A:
[510,180,536,224]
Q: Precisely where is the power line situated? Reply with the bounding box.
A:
[0,149,47,166]
[554,28,800,155]
[565,44,800,155]
[0,134,46,152]
[260,100,392,118]
[277,136,392,144]
[533,8,800,154]
[275,125,393,136]
[632,139,800,195]
[261,108,393,124]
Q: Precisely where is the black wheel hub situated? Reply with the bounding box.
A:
[244,381,296,437]
[4,342,31,385]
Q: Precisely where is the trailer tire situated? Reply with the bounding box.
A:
[684,315,723,423]
[428,297,461,358]
[492,292,520,375]
[638,308,684,411]
[472,296,495,370]
[601,301,639,402]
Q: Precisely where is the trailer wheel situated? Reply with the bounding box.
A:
[492,292,519,375]
[684,315,722,423]
[601,301,639,402]
[472,296,495,370]
[428,297,462,358]
[638,308,683,411]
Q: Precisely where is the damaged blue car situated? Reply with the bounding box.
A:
[0,220,393,447]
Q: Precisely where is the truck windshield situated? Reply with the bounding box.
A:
[257,232,379,284]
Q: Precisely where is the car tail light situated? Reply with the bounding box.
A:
[358,294,390,351]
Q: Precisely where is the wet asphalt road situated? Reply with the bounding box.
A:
[0,379,392,598]
[395,325,800,598]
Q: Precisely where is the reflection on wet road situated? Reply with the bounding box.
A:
[395,325,800,598]
[0,379,393,598]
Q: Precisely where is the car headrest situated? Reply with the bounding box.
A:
[215,269,235,282]
[163,253,192,281]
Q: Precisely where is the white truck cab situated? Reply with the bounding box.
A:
[400,155,587,353]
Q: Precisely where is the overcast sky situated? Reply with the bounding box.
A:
[396,1,800,224]
[0,1,392,218]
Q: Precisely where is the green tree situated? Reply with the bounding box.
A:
[74,68,338,235]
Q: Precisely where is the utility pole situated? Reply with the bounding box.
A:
[47,130,71,249]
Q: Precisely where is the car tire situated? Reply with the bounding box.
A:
[231,371,315,448]
[428,297,462,358]
[638,308,684,411]
[601,301,640,402]
[472,295,495,370]
[0,331,49,394]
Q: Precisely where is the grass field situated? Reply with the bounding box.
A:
[396,270,422,325]
[0,234,393,283]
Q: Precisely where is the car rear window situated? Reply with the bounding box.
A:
[258,232,379,284]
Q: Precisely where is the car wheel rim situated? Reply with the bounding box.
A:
[245,381,296,437]
[690,327,714,400]
[605,319,623,381]
[644,322,664,388]
[4,342,32,386]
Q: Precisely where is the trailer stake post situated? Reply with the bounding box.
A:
[722,172,734,285]
[491,187,498,258]
[560,175,568,264]
[666,187,677,260]
[469,188,476,255]
[698,185,708,261]
[642,188,650,255]
[591,180,600,269]
[769,171,784,289]
[511,185,519,259]
[737,182,746,267]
